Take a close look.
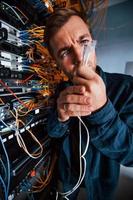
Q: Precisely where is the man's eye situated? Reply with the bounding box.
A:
[81,40,90,45]
[60,49,71,59]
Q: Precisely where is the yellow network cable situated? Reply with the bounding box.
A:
[27,26,45,43]
[26,47,35,62]
[35,41,50,56]
[32,154,57,192]
[14,108,43,159]
[17,100,36,116]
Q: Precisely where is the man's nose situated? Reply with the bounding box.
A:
[72,44,83,66]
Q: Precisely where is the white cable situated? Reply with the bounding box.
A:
[57,116,90,199]
[59,118,83,196]
[56,191,59,200]
[77,117,90,157]
[64,117,89,195]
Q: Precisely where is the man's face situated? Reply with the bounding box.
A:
[50,15,96,79]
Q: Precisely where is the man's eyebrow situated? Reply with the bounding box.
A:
[79,33,91,40]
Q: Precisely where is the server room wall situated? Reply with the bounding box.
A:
[0,1,62,199]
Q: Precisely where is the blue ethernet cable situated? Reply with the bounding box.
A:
[0,136,10,200]
[0,157,7,180]
[0,176,7,200]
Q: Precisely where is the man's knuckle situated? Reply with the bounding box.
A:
[66,95,71,102]
[79,96,83,103]
[67,104,71,111]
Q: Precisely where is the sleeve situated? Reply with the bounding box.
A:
[85,87,133,166]
[47,108,69,138]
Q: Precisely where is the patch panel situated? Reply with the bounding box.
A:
[0,51,24,70]
[0,20,24,47]
[0,2,56,200]
[0,20,18,37]
[0,41,23,56]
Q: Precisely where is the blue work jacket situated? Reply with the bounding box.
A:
[47,66,133,200]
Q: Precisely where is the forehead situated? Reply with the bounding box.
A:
[50,16,91,53]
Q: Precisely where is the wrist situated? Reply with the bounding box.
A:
[58,116,70,122]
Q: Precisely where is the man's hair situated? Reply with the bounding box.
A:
[45,8,88,56]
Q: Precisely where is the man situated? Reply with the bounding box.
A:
[46,8,133,200]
